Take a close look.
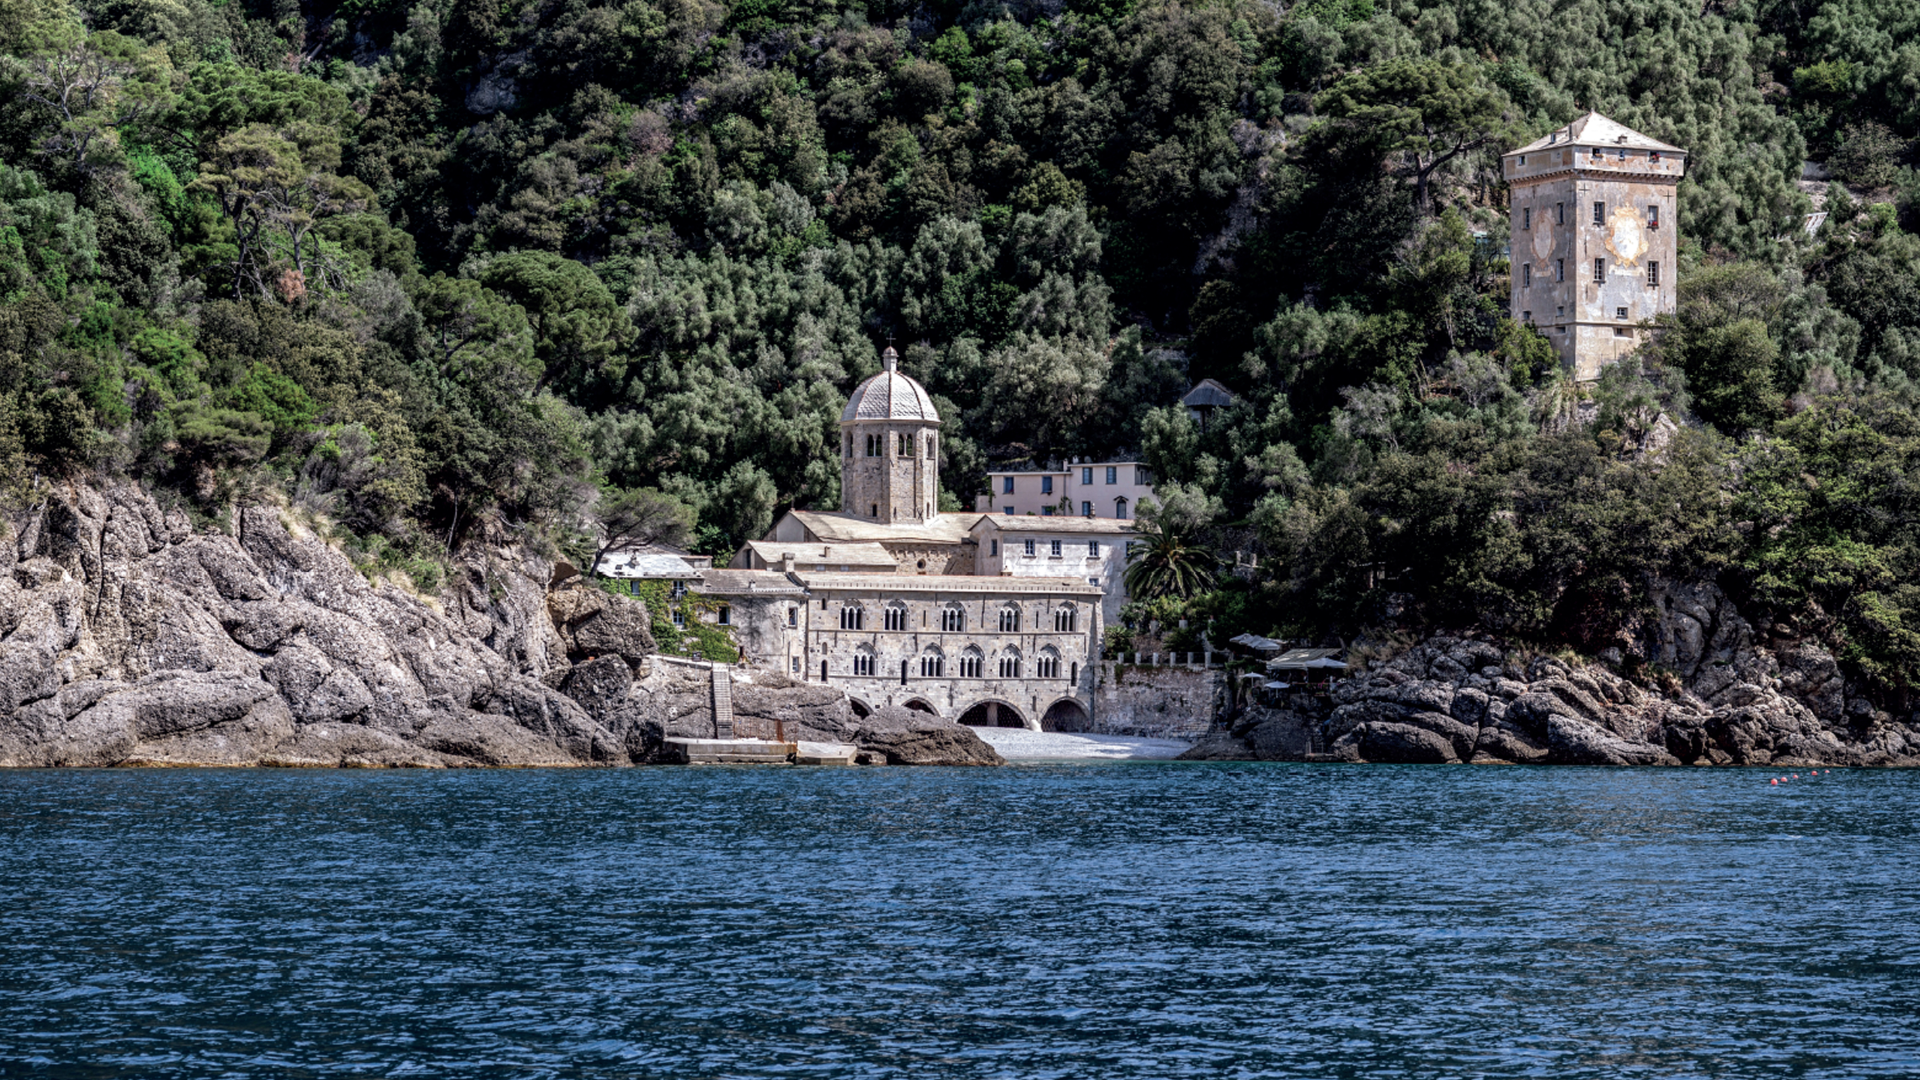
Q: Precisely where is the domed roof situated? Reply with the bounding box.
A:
[840,346,941,424]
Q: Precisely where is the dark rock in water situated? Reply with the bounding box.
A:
[849,706,1004,766]
[1176,732,1257,760]
[1360,722,1459,764]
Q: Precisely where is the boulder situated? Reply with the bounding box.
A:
[851,706,1004,766]
[1359,722,1459,764]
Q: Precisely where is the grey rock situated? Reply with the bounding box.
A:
[1359,722,1460,764]
[558,655,634,721]
[850,705,1003,766]
[1176,733,1257,760]
[0,641,57,713]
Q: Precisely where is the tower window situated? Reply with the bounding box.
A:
[1555,259,1564,282]
[897,433,910,456]
[1648,204,1659,229]
[1593,202,1604,225]
[1594,258,1606,283]
[1556,202,1565,225]
[1522,207,1531,231]
[1648,261,1660,287]
[1523,264,1532,287]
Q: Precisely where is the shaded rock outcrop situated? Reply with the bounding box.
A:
[1187,609,1920,767]
[0,482,637,768]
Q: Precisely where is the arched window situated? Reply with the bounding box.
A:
[821,660,828,681]
[1053,606,1077,632]
[998,605,1020,633]
[884,602,908,631]
[941,605,965,632]
[839,604,865,630]
[1036,647,1060,680]
[1114,497,1129,520]
[845,433,853,458]
[997,647,1022,679]
[919,647,945,678]
[959,646,983,679]
[853,644,876,676]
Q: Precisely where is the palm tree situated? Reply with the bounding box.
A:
[1123,516,1218,601]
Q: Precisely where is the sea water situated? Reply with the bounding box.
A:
[0,764,1914,1078]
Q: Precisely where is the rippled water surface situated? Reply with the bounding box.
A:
[2,764,1916,1078]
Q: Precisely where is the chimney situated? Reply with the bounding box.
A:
[780,552,796,573]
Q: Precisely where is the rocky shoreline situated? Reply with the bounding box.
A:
[0,482,1000,768]
[1184,622,1920,767]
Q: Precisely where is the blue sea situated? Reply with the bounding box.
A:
[0,763,1915,1078]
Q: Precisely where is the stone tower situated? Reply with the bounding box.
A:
[840,346,941,524]
[1502,112,1687,381]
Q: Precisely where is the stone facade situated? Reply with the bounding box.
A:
[795,574,1101,730]
[1093,660,1229,739]
[971,516,1134,625]
[1504,113,1686,381]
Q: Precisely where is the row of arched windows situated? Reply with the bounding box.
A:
[835,601,1080,632]
[833,643,1072,681]
[848,432,938,459]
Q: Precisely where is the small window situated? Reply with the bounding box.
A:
[853,652,874,676]
[1024,539,1036,556]
[1516,155,1526,166]
[1616,307,1629,320]
[1036,653,1060,679]
[897,433,910,457]
[1555,259,1564,282]
[870,504,878,518]
[1615,327,1629,337]
[840,606,865,630]
[1556,202,1565,225]
[1593,202,1604,225]
[717,605,730,626]
[1648,261,1660,287]
[1081,501,1093,517]
[1054,608,1077,632]
[1115,497,1128,520]
[959,653,982,678]
[1002,476,1015,494]
[787,607,797,627]
[1081,467,1093,484]
[1594,258,1605,283]
[942,608,964,632]
[790,656,800,673]
[671,608,685,628]
[998,653,1020,678]
[885,606,907,631]
[1650,151,1662,163]
[1647,204,1659,229]
[990,539,999,557]
[1040,476,1053,495]
[1617,147,1627,160]
[1522,207,1531,231]
[822,660,829,680]
[1089,541,1100,556]
[1522,264,1532,288]
[1041,506,1054,517]
[844,433,852,458]
[1000,608,1020,632]
[1003,506,1014,515]
[1105,466,1117,484]
[926,435,935,459]
[1522,310,1533,324]
[919,653,944,677]
[1135,467,1152,485]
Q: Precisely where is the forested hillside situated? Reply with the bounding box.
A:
[3,0,1920,686]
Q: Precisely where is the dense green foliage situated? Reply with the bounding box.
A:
[4,0,1920,685]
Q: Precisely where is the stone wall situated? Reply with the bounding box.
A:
[1092,661,1228,739]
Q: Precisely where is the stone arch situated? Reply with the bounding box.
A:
[1040,697,1093,732]
[901,697,940,717]
[848,697,873,718]
[958,698,1030,729]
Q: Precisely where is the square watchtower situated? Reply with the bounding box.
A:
[1503,113,1687,381]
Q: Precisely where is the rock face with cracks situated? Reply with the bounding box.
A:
[1186,610,1920,767]
[0,482,868,768]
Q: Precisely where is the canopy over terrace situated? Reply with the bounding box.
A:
[1265,649,1348,673]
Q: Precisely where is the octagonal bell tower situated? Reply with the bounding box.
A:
[840,346,942,524]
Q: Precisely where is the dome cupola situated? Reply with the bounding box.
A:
[838,346,942,525]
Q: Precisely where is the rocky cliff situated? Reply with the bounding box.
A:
[1187,582,1920,767]
[0,482,998,767]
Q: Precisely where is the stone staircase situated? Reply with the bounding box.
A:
[711,662,733,739]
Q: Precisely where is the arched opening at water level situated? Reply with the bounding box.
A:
[957,701,1029,728]
[1040,699,1093,732]
[901,698,940,718]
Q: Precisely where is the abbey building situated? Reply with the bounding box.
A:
[698,347,1137,731]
